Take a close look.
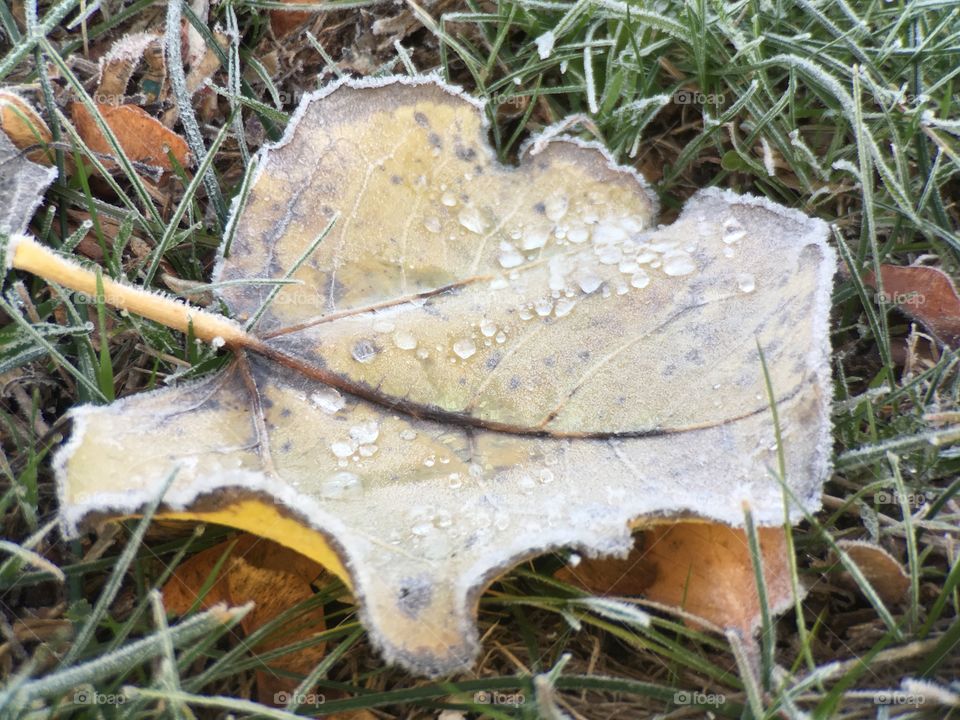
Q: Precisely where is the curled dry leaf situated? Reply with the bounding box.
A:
[558,522,793,636]
[0,91,54,165]
[864,264,960,347]
[834,540,910,605]
[52,77,835,675]
[162,533,327,705]
[70,101,191,174]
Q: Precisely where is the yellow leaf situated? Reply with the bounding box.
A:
[49,77,835,676]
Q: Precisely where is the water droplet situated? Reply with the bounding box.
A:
[519,305,534,320]
[737,273,756,293]
[441,192,457,207]
[350,420,380,444]
[495,331,507,343]
[400,428,417,441]
[616,283,629,295]
[498,241,524,268]
[545,195,568,222]
[567,226,589,244]
[539,468,555,484]
[448,473,463,489]
[723,245,736,258]
[320,471,363,500]
[619,259,640,274]
[453,338,477,359]
[411,520,433,536]
[351,339,379,363]
[458,206,488,234]
[630,269,650,289]
[636,249,657,264]
[554,297,576,317]
[480,318,497,337]
[330,440,355,458]
[662,252,696,276]
[433,510,453,528]
[596,245,622,265]
[723,217,746,243]
[310,388,345,414]
[393,330,417,350]
[358,444,378,457]
[577,270,603,294]
[592,223,627,244]
[520,226,550,250]
[424,455,436,467]
[423,216,441,233]
[534,298,553,316]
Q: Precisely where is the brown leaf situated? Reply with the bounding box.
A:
[270,0,321,38]
[70,101,191,174]
[162,533,327,705]
[558,522,794,635]
[0,91,54,165]
[864,264,960,347]
[834,540,910,605]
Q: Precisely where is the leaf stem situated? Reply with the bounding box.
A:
[7,234,251,347]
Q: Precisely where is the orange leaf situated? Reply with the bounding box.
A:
[864,264,960,347]
[70,101,191,174]
[835,540,909,605]
[162,534,327,706]
[270,0,320,38]
[0,91,54,165]
[557,521,793,636]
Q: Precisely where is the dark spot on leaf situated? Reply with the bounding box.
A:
[391,175,402,185]
[578,350,590,361]
[428,133,442,149]
[509,376,522,390]
[543,355,556,368]
[533,202,546,214]
[280,408,292,417]
[397,576,432,619]
[485,352,502,370]
[280,441,292,452]
[351,339,380,363]
[414,111,429,127]
[455,145,477,162]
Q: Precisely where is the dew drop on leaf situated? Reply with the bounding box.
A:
[320,471,364,500]
[458,206,488,234]
[452,338,477,360]
[393,330,417,350]
[737,273,756,293]
[310,388,345,414]
[350,420,380,444]
[662,252,696,277]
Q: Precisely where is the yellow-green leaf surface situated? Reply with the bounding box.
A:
[56,77,836,675]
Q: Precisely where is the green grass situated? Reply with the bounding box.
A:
[1,0,959,717]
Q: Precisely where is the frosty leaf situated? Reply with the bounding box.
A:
[53,77,835,676]
[0,126,57,237]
